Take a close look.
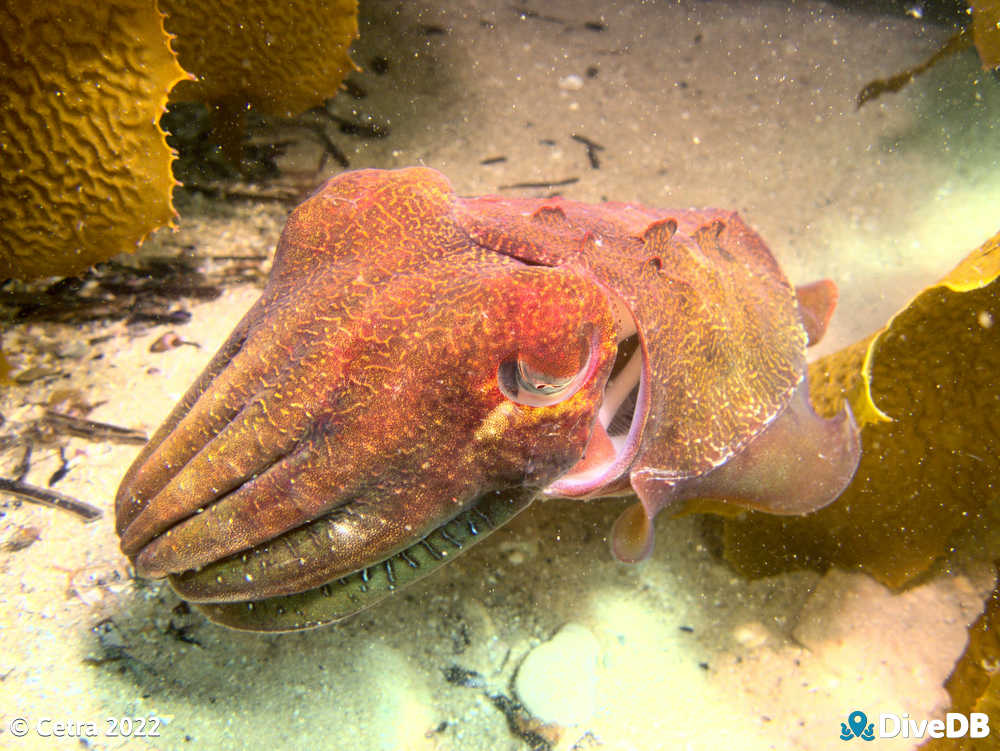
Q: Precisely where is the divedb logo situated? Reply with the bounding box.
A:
[840,710,991,741]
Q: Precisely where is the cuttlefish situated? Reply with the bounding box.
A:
[115,167,860,631]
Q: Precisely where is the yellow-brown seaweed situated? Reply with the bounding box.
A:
[0,0,359,280]
[162,0,359,118]
[721,229,1000,588]
[0,1,188,279]
[971,0,1000,69]
[922,569,1000,751]
[857,1,1000,108]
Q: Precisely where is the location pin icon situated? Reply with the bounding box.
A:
[848,710,868,738]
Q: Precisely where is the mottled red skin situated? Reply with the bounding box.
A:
[115,167,859,630]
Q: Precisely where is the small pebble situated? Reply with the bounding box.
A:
[732,621,771,649]
[558,74,585,91]
[514,622,600,726]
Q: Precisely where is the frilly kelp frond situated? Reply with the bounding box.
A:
[0,0,358,280]
[0,1,188,279]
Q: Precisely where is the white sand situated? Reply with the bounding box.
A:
[2,1,999,749]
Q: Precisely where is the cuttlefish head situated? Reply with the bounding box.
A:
[115,168,624,629]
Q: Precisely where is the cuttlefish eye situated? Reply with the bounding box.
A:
[497,329,595,407]
[498,356,578,406]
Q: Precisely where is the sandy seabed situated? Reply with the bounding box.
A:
[2,1,1000,749]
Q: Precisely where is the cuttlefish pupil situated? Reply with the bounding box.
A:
[115,166,860,632]
[517,360,573,395]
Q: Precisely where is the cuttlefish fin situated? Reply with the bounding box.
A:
[795,279,839,347]
[611,375,860,563]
